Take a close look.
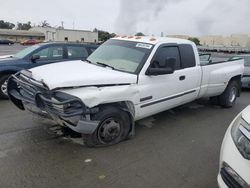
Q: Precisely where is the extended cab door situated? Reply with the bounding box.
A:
[137,44,202,119]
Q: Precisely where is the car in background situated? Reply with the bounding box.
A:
[0,42,98,99]
[230,55,250,88]
[21,39,39,45]
[199,53,212,65]
[0,39,14,45]
[218,105,250,188]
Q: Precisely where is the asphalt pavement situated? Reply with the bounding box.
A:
[0,92,249,188]
[0,44,26,56]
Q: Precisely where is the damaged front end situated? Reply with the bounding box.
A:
[7,70,99,134]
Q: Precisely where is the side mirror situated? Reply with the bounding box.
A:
[31,54,40,63]
[146,58,176,76]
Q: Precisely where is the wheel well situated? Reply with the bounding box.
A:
[94,101,135,137]
[230,75,241,82]
[97,101,135,119]
[228,75,242,97]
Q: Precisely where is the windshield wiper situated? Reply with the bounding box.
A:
[85,59,92,64]
[96,62,115,70]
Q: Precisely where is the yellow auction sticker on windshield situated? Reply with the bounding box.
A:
[136,43,153,49]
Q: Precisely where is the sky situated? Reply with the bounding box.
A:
[0,0,249,37]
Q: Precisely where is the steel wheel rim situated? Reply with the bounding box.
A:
[1,79,8,95]
[97,117,122,144]
[229,87,237,103]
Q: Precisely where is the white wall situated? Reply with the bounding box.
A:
[199,34,250,48]
[30,27,98,43]
[56,29,98,43]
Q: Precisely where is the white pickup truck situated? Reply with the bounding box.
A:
[8,37,244,147]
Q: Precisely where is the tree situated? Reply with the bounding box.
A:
[17,21,32,30]
[135,32,145,36]
[0,20,15,29]
[39,20,50,27]
[188,37,200,45]
[93,28,116,42]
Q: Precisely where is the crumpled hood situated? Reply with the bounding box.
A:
[30,60,137,89]
[242,105,250,124]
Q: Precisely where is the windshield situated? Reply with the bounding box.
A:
[87,39,153,74]
[13,45,41,58]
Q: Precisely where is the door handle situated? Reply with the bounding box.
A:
[179,75,186,81]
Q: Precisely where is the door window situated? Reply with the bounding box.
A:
[34,46,63,61]
[67,46,89,59]
[178,44,196,68]
[152,46,181,70]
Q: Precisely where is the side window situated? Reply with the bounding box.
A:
[67,46,88,59]
[152,46,181,70]
[50,47,63,59]
[179,44,196,68]
[34,46,63,61]
[36,48,49,59]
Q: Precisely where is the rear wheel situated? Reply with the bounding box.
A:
[218,80,239,108]
[0,74,11,99]
[83,106,131,147]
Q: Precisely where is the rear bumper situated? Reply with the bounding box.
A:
[7,71,99,134]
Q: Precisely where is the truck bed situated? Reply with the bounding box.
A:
[198,59,244,98]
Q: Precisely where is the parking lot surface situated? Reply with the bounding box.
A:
[0,91,249,188]
[0,44,26,56]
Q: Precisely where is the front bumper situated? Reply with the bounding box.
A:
[7,71,99,134]
[242,76,250,88]
[218,114,250,188]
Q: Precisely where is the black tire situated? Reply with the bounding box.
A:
[0,74,11,99]
[83,106,131,147]
[218,80,239,108]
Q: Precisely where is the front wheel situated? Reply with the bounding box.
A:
[0,74,11,99]
[218,80,240,108]
[83,106,131,147]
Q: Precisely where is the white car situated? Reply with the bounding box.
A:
[218,105,250,188]
[8,36,244,147]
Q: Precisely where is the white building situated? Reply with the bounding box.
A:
[30,27,98,43]
[0,29,44,42]
[199,34,250,49]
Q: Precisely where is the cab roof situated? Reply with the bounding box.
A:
[111,36,194,45]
